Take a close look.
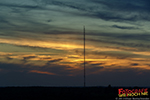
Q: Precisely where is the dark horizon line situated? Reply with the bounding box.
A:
[0,85,149,88]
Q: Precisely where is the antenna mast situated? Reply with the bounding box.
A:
[83,26,86,87]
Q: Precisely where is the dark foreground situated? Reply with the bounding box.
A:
[0,86,149,100]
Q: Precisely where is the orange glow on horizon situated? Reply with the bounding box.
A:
[1,37,150,74]
[29,70,57,75]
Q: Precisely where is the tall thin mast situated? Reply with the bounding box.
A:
[84,26,86,87]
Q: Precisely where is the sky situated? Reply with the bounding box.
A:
[0,0,150,87]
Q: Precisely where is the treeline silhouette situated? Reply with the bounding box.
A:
[0,86,149,100]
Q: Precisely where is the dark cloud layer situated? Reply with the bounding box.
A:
[88,0,150,21]
[111,25,139,30]
[1,0,150,24]
[47,59,63,63]
[23,56,37,60]
[0,62,150,86]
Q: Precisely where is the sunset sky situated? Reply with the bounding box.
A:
[0,0,150,87]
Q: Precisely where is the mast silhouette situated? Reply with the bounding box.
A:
[83,26,86,87]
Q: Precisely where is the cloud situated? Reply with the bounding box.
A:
[0,0,150,37]
[39,0,150,22]
[1,53,150,86]
[84,33,150,50]
[0,52,12,56]
[47,58,63,63]
[86,51,139,59]
[29,70,57,75]
[82,0,150,22]
[130,63,139,66]
[111,25,139,30]
[90,0,142,12]
[0,3,40,9]
[0,17,9,23]
[40,57,51,60]
[23,56,37,60]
